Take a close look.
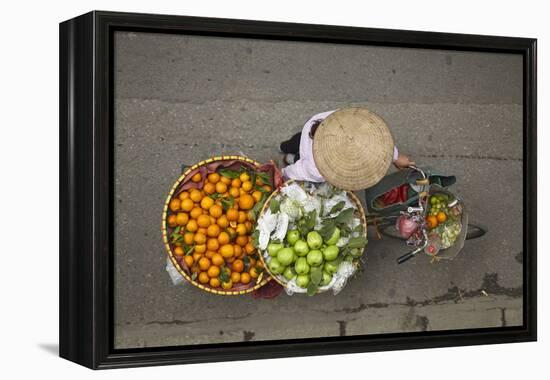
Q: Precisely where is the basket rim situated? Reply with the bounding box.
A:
[162,155,271,296]
[256,179,368,292]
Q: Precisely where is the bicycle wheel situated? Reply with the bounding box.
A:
[379,221,404,240]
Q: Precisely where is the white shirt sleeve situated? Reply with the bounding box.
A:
[282,110,337,182]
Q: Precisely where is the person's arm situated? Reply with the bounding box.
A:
[281,160,303,181]
[392,146,415,169]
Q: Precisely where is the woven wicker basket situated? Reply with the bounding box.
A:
[162,155,271,295]
[257,180,367,293]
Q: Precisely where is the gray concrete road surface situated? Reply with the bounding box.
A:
[113,32,523,348]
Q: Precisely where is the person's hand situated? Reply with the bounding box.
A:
[393,153,415,170]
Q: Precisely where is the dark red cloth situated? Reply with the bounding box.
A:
[251,279,284,299]
[175,159,284,196]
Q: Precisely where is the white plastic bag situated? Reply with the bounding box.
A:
[166,258,186,286]
[323,191,356,217]
[331,261,357,295]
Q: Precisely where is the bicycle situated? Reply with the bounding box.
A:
[364,166,487,264]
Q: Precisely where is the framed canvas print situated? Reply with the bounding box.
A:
[59,11,536,369]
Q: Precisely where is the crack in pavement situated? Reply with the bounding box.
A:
[320,273,522,315]
[337,321,347,336]
[128,274,520,327]
[243,331,255,341]
[500,308,507,327]
[145,319,200,326]
[334,303,389,313]
[143,312,253,326]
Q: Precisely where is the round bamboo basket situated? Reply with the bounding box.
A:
[257,180,368,292]
[162,155,271,295]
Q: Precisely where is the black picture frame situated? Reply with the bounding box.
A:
[59,10,537,369]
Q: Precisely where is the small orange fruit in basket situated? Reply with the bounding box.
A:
[207,265,220,278]
[198,272,209,284]
[245,242,255,254]
[218,231,230,245]
[208,173,220,183]
[220,244,234,258]
[249,267,260,279]
[235,235,248,247]
[237,211,247,223]
[183,232,194,245]
[186,219,199,232]
[190,207,202,220]
[217,215,229,228]
[236,223,247,236]
[226,208,239,222]
[169,199,181,212]
[232,259,244,273]
[239,172,250,182]
[183,255,194,267]
[239,194,255,210]
[251,191,262,203]
[191,173,202,183]
[436,212,447,223]
[198,257,211,271]
[241,181,253,192]
[203,182,216,195]
[229,187,240,198]
[212,253,224,266]
[194,232,207,245]
[215,182,228,194]
[231,272,241,283]
[197,214,211,228]
[180,198,194,212]
[426,215,438,229]
[209,204,223,218]
[190,189,203,202]
[209,278,221,288]
[201,196,214,210]
[240,273,251,284]
[176,213,189,226]
[221,280,233,290]
[167,214,177,227]
[207,224,221,238]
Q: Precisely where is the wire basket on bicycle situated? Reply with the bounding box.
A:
[365,166,472,263]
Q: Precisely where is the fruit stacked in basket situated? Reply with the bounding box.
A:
[255,180,368,295]
[163,156,282,295]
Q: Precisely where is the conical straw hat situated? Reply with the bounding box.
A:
[312,107,394,190]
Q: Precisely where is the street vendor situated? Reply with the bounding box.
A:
[280,107,414,190]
